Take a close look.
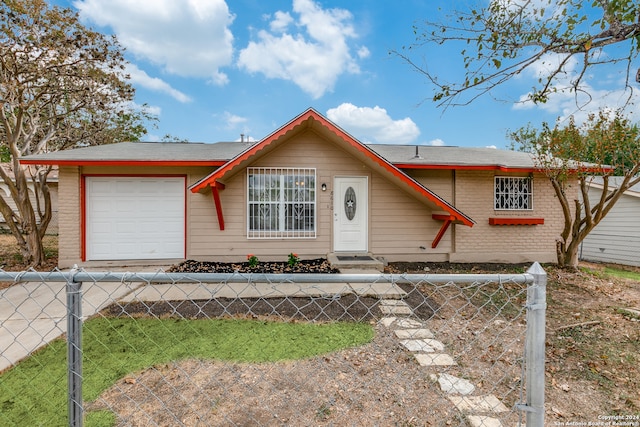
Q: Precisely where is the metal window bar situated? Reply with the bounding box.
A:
[247,167,316,238]
[494,176,533,210]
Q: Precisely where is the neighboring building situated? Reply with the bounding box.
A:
[580,177,640,267]
[0,165,59,235]
[20,108,572,268]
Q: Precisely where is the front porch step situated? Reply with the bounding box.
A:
[327,253,385,272]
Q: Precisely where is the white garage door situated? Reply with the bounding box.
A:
[86,177,185,260]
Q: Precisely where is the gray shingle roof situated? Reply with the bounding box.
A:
[20,141,247,163]
[21,141,537,169]
[368,144,536,169]
[587,176,640,195]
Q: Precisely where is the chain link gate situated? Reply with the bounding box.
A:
[0,264,546,426]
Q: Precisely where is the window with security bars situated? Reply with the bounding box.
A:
[247,167,316,238]
[494,176,533,210]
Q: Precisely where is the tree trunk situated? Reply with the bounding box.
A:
[25,224,46,267]
[0,164,51,268]
[556,231,583,269]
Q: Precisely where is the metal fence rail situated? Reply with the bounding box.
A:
[0,264,546,427]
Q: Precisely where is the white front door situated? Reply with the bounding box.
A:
[333,176,368,252]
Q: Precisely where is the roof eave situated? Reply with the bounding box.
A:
[19,159,227,167]
[395,163,538,172]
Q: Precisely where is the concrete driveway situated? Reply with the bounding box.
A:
[0,280,143,372]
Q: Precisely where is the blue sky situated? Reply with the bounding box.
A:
[54,0,640,148]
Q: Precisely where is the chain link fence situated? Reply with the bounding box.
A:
[0,265,546,427]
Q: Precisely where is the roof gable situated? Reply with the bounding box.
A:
[586,176,640,199]
[189,108,474,226]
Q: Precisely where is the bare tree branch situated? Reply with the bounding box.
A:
[395,0,640,108]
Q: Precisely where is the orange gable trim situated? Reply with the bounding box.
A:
[189,108,474,227]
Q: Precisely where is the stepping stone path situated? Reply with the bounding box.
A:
[379,299,510,427]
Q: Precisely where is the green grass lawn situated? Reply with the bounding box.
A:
[0,317,373,427]
[603,266,640,281]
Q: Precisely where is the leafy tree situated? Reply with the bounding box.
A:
[161,134,190,143]
[510,110,640,268]
[396,0,640,107]
[0,0,152,267]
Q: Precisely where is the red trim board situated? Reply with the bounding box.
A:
[489,218,544,226]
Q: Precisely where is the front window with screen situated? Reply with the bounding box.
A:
[247,167,316,238]
[494,176,533,210]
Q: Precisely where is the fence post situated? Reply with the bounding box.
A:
[525,262,547,427]
[67,266,83,427]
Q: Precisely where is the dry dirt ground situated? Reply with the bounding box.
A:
[1,235,640,424]
[0,234,58,287]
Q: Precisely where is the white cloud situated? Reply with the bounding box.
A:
[74,0,234,85]
[219,111,248,129]
[125,64,192,103]
[429,138,445,146]
[357,46,370,59]
[513,52,640,124]
[238,0,364,99]
[270,11,294,32]
[326,103,420,144]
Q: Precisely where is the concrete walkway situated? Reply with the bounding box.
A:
[379,300,511,427]
[118,279,405,302]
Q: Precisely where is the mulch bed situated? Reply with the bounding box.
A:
[104,259,441,321]
[167,258,340,274]
[104,259,533,322]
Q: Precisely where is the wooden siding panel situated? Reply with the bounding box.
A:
[406,169,453,200]
[369,173,448,258]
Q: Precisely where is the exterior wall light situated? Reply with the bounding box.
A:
[321,183,327,191]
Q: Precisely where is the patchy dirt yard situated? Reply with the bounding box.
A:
[1,235,639,424]
[100,259,640,425]
[0,234,58,289]
[386,261,640,422]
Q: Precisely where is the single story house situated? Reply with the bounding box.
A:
[20,108,571,268]
[580,177,640,267]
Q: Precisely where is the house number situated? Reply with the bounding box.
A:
[344,186,356,220]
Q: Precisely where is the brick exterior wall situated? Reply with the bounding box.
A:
[57,166,81,268]
[449,170,573,263]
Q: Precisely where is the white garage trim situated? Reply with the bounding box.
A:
[84,176,186,260]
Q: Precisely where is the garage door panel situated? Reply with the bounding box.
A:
[91,200,113,214]
[91,181,113,193]
[116,222,137,234]
[86,177,185,260]
[114,243,137,257]
[162,223,183,233]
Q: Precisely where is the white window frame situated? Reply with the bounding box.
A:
[494,176,533,210]
[247,167,316,238]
